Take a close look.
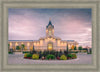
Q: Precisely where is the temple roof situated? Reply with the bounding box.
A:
[46,19,54,28]
[8,40,33,41]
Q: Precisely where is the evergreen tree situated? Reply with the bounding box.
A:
[16,46,20,50]
[33,45,35,51]
[78,46,83,52]
[32,45,36,54]
[74,46,77,50]
[21,44,25,51]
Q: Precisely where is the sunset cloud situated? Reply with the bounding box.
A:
[8,8,92,47]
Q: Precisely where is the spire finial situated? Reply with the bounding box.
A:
[46,17,54,28]
[49,17,51,21]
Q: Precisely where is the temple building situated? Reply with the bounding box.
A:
[8,19,78,52]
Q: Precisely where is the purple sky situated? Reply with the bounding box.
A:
[8,8,92,47]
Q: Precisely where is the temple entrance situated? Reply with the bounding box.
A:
[47,43,53,51]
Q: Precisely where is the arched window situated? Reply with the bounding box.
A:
[47,42,53,51]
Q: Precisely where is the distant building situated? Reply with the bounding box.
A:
[8,19,78,52]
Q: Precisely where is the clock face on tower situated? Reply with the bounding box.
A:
[49,30,52,35]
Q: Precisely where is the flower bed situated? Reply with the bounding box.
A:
[24,52,77,60]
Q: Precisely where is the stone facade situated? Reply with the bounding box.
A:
[8,20,78,52]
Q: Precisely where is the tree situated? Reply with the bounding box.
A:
[21,44,25,51]
[33,45,35,51]
[66,44,69,53]
[71,45,74,50]
[31,45,36,54]
[90,48,92,54]
[16,46,20,50]
[74,46,77,50]
[78,46,83,52]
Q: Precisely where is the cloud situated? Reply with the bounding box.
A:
[8,8,92,47]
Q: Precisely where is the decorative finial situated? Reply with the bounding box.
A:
[49,17,51,21]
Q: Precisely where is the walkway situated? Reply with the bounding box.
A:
[8,53,92,64]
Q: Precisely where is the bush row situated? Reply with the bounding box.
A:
[24,53,77,60]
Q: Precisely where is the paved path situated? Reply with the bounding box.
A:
[8,53,92,64]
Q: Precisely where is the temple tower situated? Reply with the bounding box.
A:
[46,18,54,38]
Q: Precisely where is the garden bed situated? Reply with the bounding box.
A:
[23,51,77,60]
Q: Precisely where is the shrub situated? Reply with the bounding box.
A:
[67,54,73,58]
[49,50,55,55]
[81,50,87,53]
[42,51,48,57]
[72,53,77,59]
[32,54,39,59]
[27,54,32,57]
[69,51,78,53]
[87,52,92,54]
[83,50,87,53]
[24,53,32,57]
[24,53,32,58]
[55,52,60,57]
[16,46,20,50]
[75,51,78,53]
[39,54,42,59]
[60,55,67,60]
[46,54,55,60]
[8,52,13,54]
[41,56,45,60]
[23,51,30,54]
[56,56,60,60]
[24,53,29,57]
